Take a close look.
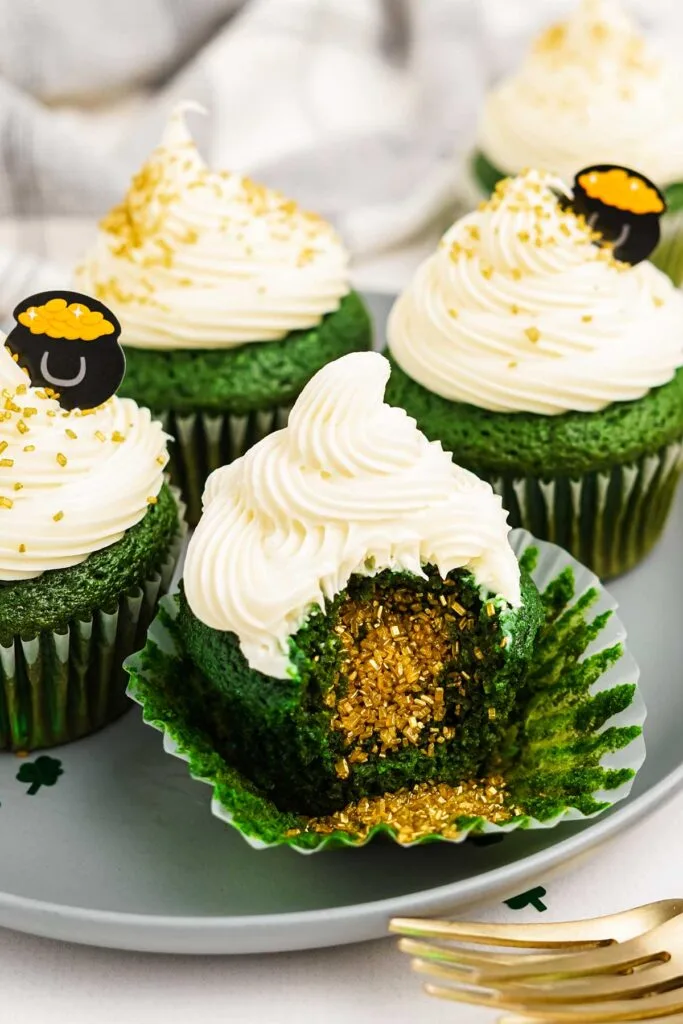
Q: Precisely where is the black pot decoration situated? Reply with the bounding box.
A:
[5,291,125,411]
[565,164,666,265]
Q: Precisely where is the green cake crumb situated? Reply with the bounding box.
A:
[174,564,542,816]
[127,547,641,848]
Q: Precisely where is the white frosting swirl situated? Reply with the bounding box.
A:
[388,169,683,415]
[75,104,350,350]
[0,343,169,581]
[184,351,521,679]
[478,0,683,186]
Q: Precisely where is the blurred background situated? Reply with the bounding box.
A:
[0,0,680,307]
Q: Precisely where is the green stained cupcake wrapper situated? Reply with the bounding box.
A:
[650,207,683,287]
[0,487,187,752]
[484,442,683,580]
[159,405,292,526]
[125,530,645,853]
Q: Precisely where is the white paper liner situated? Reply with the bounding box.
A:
[128,529,646,853]
[160,404,292,525]
[0,486,187,751]
[484,442,683,580]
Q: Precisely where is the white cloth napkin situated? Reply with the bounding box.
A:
[0,0,679,314]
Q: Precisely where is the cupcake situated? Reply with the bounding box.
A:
[469,0,683,284]
[385,168,683,579]
[75,105,372,524]
[126,352,645,850]
[0,290,184,752]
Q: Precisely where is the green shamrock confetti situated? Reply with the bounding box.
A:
[504,886,548,913]
[16,756,63,795]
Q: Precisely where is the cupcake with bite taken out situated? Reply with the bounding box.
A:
[469,0,683,284]
[126,351,645,849]
[386,167,683,579]
[75,104,372,524]
[0,289,184,752]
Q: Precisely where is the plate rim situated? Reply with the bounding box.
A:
[0,289,676,952]
[0,755,680,952]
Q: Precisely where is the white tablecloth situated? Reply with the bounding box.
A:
[2,787,680,1024]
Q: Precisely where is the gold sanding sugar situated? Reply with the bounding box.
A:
[329,583,478,768]
[303,777,514,844]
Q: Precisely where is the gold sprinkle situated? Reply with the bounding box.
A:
[65,428,78,439]
[654,297,665,308]
[328,577,482,761]
[447,308,459,319]
[156,455,166,466]
[335,759,350,780]
[18,543,25,553]
[525,327,540,344]
[23,407,37,418]
[582,314,593,322]
[53,511,64,522]
[0,496,13,509]
[16,420,28,434]
[508,361,518,369]
[23,445,35,452]
[111,431,125,443]
[146,496,158,505]
[0,458,13,468]
[305,776,513,844]
[13,483,23,491]
[16,384,27,396]
[0,441,7,455]
[56,453,67,467]
[95,431,106,443]
[517,231,530,243]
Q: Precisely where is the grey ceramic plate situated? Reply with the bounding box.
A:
[0,293,681,954]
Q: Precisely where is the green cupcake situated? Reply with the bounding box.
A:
[385,168,683,579]
[164,352,546,820]
[467,0,683,285]
[75,105,372,524]
[0,300,184,751]
[126,352,645,849]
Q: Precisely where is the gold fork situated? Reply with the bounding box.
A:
[390,901,683,1021]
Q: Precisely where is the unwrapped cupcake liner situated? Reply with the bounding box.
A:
[0,487,187,752]
[650,206,683,287]
[125,529,645,853]
[483,441,683,580]
[159,404,292,526]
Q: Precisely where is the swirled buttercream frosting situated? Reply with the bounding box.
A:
[183,351,521,678]
[75,104,350,350]
[478,0,683,186]
[388,168,683,415]
[0,341,169,581]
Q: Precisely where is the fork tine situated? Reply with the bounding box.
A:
[500,1018,683,1024]
[488,956,678,1005]
[390,901,683,949]
[398,937,569,972]
[390,916,611,949]
[435,918,675,985]
[423,979,683,1020]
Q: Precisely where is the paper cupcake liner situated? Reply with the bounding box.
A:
[0,488,187,753]
[650,207,683,287]
[483,441,683,580]
[159,404,292,526]
[125,529,645,853]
